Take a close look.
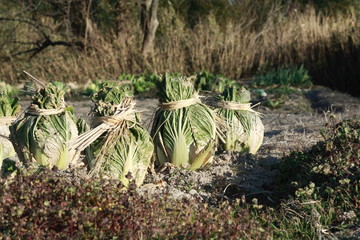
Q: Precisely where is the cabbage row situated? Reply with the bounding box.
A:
[1,74,264,186]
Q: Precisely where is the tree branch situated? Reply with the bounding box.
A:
[12,37,73,58]
[0,17,82,58]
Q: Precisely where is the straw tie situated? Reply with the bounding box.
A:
[205,98,262,115]
[159,94,201,110]
[26,103,66,116]
[69,100,136,153]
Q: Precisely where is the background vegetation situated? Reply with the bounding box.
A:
[1,0,360,96]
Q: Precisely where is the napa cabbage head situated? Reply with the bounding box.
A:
[0,92,20,167]
[88,83,153,187]
[215,86,264,154]
[151,74,216,170]
[10,82,83,170]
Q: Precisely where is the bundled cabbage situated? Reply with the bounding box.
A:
[0,92,20,168]
[10,82,83,170]
[211,87,264,154]
[76,84,153,187]
[151,74,216,170]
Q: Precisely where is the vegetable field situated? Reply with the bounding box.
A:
[1,73,359,239]
[1,0,360,238]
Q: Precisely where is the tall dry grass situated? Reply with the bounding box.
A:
[1,1,359,94]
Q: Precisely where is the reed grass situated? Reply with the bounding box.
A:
[1,1,359,95]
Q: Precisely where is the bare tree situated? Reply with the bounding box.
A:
[0,0,93,58]
[140,0,159,58]
[0,17,83,59]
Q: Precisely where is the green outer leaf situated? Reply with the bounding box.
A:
[0,92,20,165]
[0,92,20,117]
[11,110,79,169]
[0,133,16,166]
[91,124,153,187]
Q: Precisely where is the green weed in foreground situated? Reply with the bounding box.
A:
[0,169,270,239]
[271,118,360,238]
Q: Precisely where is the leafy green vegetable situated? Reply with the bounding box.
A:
[194,71,239,93]
[10,82,83,170]
[151,74,216,170]
[253,65,312,88]
[88,84,153,187]
[0,92,20,168]
[118,73,161,95]
[83,79,133,96]
[214,86,264,153]
[0,81,19,97]
[51,81,70,94]
[0,92,20,117]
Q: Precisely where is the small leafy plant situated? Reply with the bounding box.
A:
[253,65,312,88]
[0,81,19,97]
[194,71,239,93]
[118,73,161,95]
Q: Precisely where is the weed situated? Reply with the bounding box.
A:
[0,169,270,239]
[271,118,360,237]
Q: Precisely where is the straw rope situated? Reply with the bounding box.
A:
[93,102,136,125]
[159,94,201,110]
[69,100,136,153]
[26,103,66,116]
[211,101,253,111]
[204,97,261,114]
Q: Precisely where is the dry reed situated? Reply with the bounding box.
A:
[1,1,359,94]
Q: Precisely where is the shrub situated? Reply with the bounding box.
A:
[253,65,312,88]
[118,73,161,95]
[194,71,239,93]
[274,118,360,226]
[0,169,270,239]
